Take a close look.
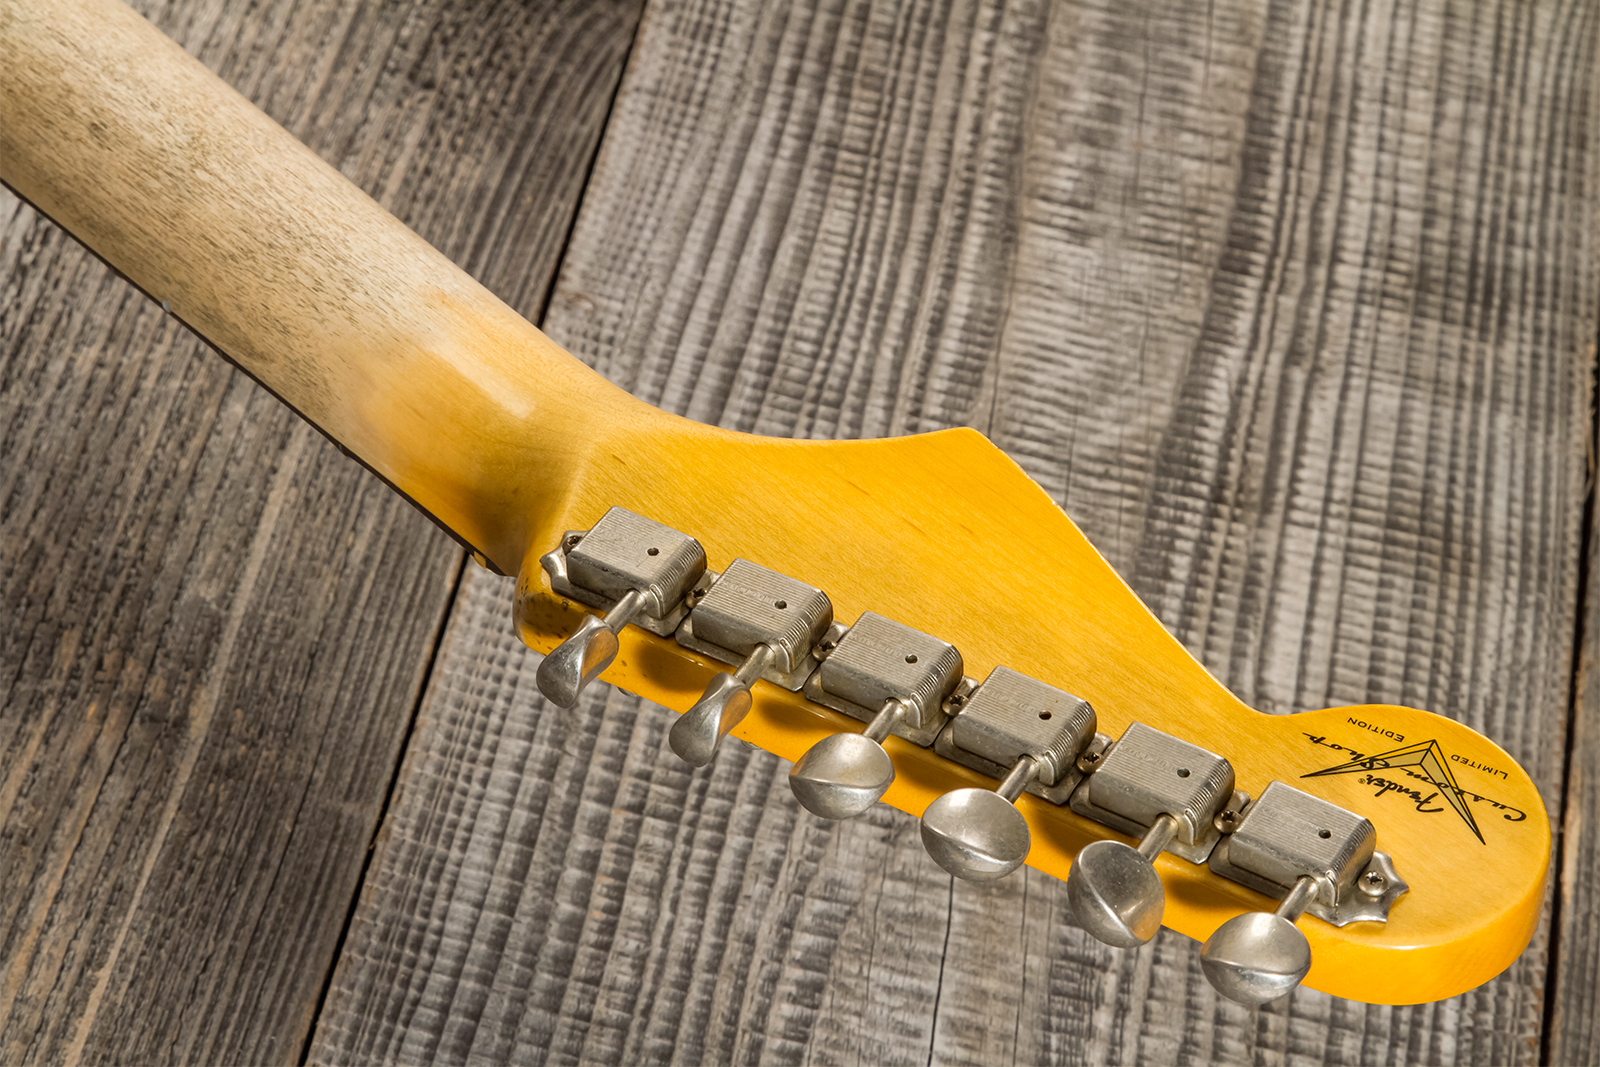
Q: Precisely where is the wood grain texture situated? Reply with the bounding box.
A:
[312,0,1599,1064]
[1551,445,1600,1065]
[0,0,641,1062]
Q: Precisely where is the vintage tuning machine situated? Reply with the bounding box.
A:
[1200,781,1409,1005]
[670,558,833,767]
[1064,722,1241,947]
[537,507,708,708]
[789,612,964,819]
[920,667,1097,881]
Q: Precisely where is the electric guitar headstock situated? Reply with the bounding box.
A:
[509,421,1548,1007]
[2,0,1548,1011]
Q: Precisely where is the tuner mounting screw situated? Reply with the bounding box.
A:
[1075,749,1102,774]
[1214,809,1242,834]
[1358,869,1388,897]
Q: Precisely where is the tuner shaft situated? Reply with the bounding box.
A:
[1200,875,1318,1006]
[536,589,647,708]
[789,699,906,820]
[919,755,1039,881]
[1066,723,1235,948]
[670,643,778,767]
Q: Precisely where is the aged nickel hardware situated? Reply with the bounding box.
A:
[670,559,833,767]
[537,508,708,707]
[1066,722,1237,947]
[790,612,964,819]
[920,667,1097,881]
[1200,781,1408,1004]
[1201,872,1320,1006]
[539,506,1416,982]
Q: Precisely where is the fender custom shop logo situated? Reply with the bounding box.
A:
[1299,728,1527,845]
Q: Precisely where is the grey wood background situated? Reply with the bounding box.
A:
[2,0,1596,1065]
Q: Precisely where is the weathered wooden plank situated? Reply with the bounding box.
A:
[0,0,643,1062]
[1550,470,1600,1066]
[311,0,1599,1061]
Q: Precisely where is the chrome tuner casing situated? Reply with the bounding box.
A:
[536,508,708,707]
[1201,781,1408,1005]
[803,612,963,745]
[921,667,1097,881]
[932,666,1097,801]
[1208,781,1408,927]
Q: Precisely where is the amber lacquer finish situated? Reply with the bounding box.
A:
[0,0,1548,1005]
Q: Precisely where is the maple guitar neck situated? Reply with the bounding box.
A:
[0,0,644,575]
[1,0,1550,1006]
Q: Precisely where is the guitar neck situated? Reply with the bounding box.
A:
[1,0,649,574]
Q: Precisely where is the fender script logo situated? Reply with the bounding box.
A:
[1301,738,1490,843]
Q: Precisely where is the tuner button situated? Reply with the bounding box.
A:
[536,589,646,708]
[1199,874,1317,1005]
[669,644,778,767]
[920,755,1037,881]
[790,734,894,819]
[1066,811,1178,948]
[789,699,906,819]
